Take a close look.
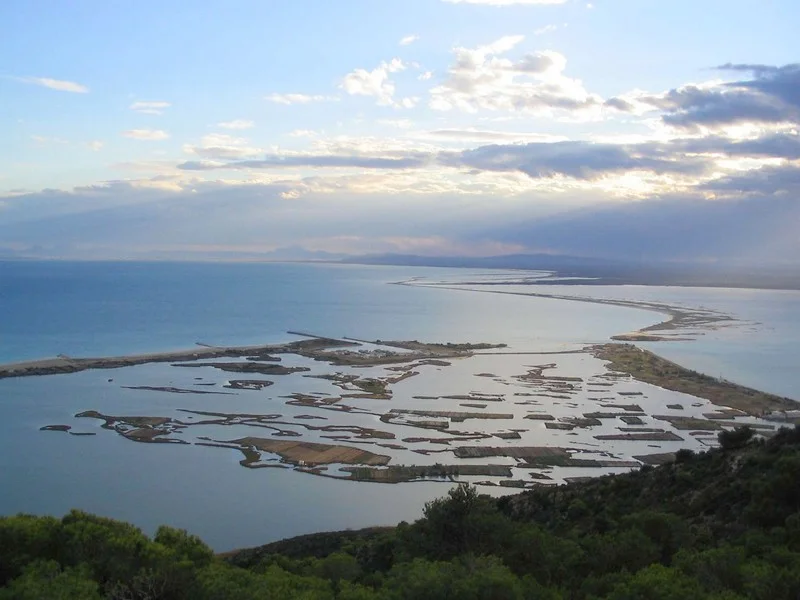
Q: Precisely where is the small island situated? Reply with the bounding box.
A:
[24,330,796,487]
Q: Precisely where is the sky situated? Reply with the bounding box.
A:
[1,0,798,262]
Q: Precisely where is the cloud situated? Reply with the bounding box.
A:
[162,125,800,205]
[429,36,603,116]
[19,77,89,93]
[340,58,417,108]
[475,194,800,263]
[701,164,800,196]
[130,101,171,115]
[265,93,339,105]
[447,140,711,179]
[378,119,414,129]
[425,128,567,142]
[669,131,800,160]
[289,129,319,137]
[182,133,263,160]
[442,0,567,5]
[534,24,558,35]
[7,174,797,264]
[217,119,255,130]
[122,129,170,141]
[419,71,434,81]
[173,136,714,183]
[604,97,635,112]
[87,141,104,151]
[399,34,419,46]
[609,63,800,131]
[178,154,431,172]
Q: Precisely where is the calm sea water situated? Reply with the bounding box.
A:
[0,261,660,361]
[0,260,797,550]
[434,279,800,399]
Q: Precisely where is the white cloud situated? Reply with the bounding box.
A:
[130,101,171,115]
[183,133,263,159]
[399,34,419,46]
[419,71,434,81]
[265,93,339,105]
[20,77,89,93]
[123,129,170,141]
[341,58,416,108]
[378,119,415,129]
[289,129,319,137]
[217,119,255,130]
[87,141,104,151]
[429,36,603,117]
[443,0,567,5]
[534,24,557,35]
[398,97,420,109]
[424,128,568,142]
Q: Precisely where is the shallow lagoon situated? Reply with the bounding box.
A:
[1,261,797,550]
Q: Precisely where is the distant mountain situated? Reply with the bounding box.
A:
[257,246,347,261]
[344,252,618,270]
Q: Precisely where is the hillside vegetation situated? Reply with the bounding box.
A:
[2,425,800,599]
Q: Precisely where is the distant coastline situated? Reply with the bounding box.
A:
[3,256,799,291]
[397,279,736,341]
[344,254,800,291]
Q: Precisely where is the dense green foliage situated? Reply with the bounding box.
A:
[3,425,800,599]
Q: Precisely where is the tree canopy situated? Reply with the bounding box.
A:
[3,425,800,599]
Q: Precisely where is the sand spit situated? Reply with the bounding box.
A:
[0,336,353,380]
[121,385,236,395]
[397,279,736,341]
[1,333,506,382]
[172,363,310,375]
[591,343,800,415]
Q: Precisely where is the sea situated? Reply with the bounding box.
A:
[1,260,798,551]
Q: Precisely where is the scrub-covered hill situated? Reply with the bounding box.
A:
[3,425,799,599]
